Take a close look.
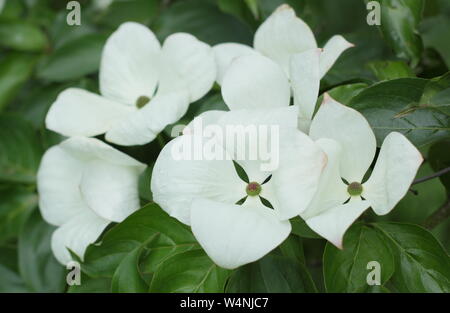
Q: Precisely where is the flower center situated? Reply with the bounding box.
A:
[136,95,150,109]
[246,182,262,197]
[347,182,363,196]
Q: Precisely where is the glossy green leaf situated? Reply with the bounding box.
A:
[374,222,450,292]
[378,0,424,66]
[368,60,415,80]
[349,78,450,147]
[0,53,38,111]
[68,273,111,293]
[154,0,253,45]
[0,186,37,243]
[226,254,317,293]
[323,223,395,293]
[111,247,148,293]
[290,217,321,239]
[37,34,107,82]
[0,21,48,52]
[149,249,230,293]
[82,203,197,278]
[0,115,42,184]
[18,210,65,292]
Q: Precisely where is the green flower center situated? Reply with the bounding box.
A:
[136,95,150,109]
[246,182,262,196]
[347,182,363,196]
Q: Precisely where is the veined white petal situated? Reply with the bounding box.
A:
[190,198,291,269]
[100,22,161,106]
[46,88,132,138]
[309,95,376,183]
[254,4,317,75]
[305,199,370,249]
[51,210,110,265]
[151,135,246,225]
[183,110,227,135]
[290,49,321,130]
[37,146,89,226]
[38,137,146,226]
[222,54,290,110]
[301,138,349,219]
[216,106,300,182]
[158,33,216,102]
[363,132,423,215]
[105,92,189,146]
[319,35,354,78]
[59,137,147,170]
[80,160,142,222]
[269,128,326,220]
[212,43,258,85]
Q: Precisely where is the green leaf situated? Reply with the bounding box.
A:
[149,249,230,293]
[68,273,111,293]
[111,247,148,293]
[420,15,450,69]
[226,254,317,293]
[378,0,424,66]
[0,246,29,292]
[0,186,37,243]
[367,60,415,80]
[277,235,306,264]
[83,203,197,278]
[374,222,450,292]
[95,0,159,28]
[0,21,48,52]
[18,210,66,292]
[37,34,107,82]
[0,53,38,111]
[0,114,42,184]
[349,78,450,147]
[290,217,321,239]
[323,223,395,293]
[428,139,450,194]
[154,0,253,45]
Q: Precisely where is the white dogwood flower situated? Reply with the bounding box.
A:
[151,104,325,269]
[213,4,353,131]
[37,137,146,264]
[46,22,216,146]
[300,95,423,248]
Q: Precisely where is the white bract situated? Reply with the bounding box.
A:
[46,22,216,146]
[151,72,326,268]
[300,95,423,248]
[37,136,146,264]
[213,4,353,131]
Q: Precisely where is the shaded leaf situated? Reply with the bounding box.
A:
[226,254,316,293]
[374,222,450,292]
[0,114,42,184]
[323,223,394,292]
[149,249,230,293]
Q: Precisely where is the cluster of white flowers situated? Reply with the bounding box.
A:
[38,5,423,268]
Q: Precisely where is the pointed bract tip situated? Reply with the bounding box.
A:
[275,4,293,13]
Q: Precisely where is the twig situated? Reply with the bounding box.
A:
[422,198,450,230]
[412,166,450,185]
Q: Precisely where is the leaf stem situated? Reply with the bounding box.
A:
[422,198,450,230]
[411,166,450,185]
